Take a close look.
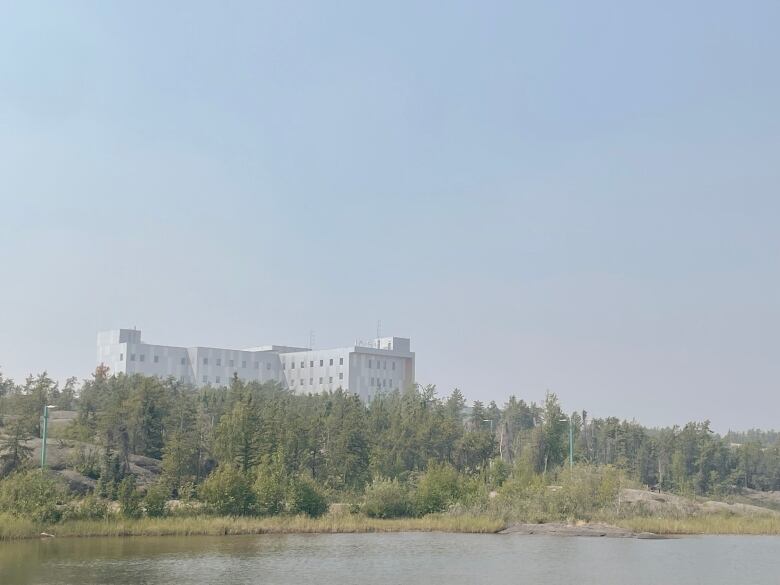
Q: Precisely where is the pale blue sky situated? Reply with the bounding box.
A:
[1,1,778,431]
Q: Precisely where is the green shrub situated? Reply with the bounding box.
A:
[254,463,287,516]
[96,450,125,500]
[66,445,100,479]
[118,476,142,519]
[199,465,256,516]
[363,478,413,518]
[414,463,461,516]
[0,470,68,523]
[287,475,328,517]
[144,480,170,518]
[62,494,111,521]
[494,464,626,523]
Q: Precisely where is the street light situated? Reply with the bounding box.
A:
[482,419,494,432]
[41,405,58,471]
[559,415,573,471]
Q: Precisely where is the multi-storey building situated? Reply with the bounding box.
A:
[96,329,415,402]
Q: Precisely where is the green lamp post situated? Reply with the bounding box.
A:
[40,404,58,470]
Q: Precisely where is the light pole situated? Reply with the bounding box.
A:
[559,415,573,471]
[40,404,58,471]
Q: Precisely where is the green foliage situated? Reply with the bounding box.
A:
[61,493,111,521]
[118,475,142,519]
[96,449,125,499]
[363,478,413,518]
[253,457,287,516]
[0,470,68,523]
[66,445,100,479]
[213,400,262,472]
[0,419,33,477]
[494,463,626,523]
[199,465,256,516]
[414,462,461,515]
[144,480,170,518]
[287,475,328,517]
[6,369,780,528]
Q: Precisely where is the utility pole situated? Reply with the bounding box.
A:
[569,413,574,471]
[560,414,574,471]
[40,404,57,471]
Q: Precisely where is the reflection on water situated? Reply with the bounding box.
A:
[2,532,779,585]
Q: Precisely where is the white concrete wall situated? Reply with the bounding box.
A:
[96,330,415,401]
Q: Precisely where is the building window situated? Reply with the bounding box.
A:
[255,362,260,369]
[319,377,323,384]
[291,379,296,386]
[154,355,159,363]
[329,376,333,383]
[300,361,304,368]
[119,353,124,361]
[140,354,145,362]
[329,358,334,366]
[242,360,246,368]
[216,376,221,384]
[309,378,313,384]
[392,362,396,370]
[266,363,271,370]
[216,358,221,366]
[310,360,314,367]
[368,359,372,368]
[181,357,186,365]
[370,377,375,385]
[383,361,387,369]
[319,360,324,366]
[130,353,136,361]
[229,359,234,367]
[339,373,343,380]
[202,375,208,383]
[203,357,208,365]
[339,357,344,365]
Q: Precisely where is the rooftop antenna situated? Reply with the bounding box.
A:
[376,320,381,347]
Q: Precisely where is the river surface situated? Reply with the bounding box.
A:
[1,532,779,585]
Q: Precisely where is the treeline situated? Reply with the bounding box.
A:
[1,368,779,519]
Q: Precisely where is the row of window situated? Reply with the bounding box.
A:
[284,357,344,370]
[368,359,395,371]
[202,357,272,369]
[291,373,344,386]
[122,353,401,376]
[370,377,394,387]
[122,352,274,370]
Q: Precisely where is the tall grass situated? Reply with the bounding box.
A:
[0,513,505,541]
[0,513,39,540]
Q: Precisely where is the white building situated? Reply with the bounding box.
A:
[96,329,415,402]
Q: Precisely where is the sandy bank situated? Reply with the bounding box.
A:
[500,522,665,539]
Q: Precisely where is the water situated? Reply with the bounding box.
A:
[1,533,779,585]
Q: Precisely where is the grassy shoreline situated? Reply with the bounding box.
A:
[0,513,505,541]
[4,513,780,541]
[612,515,780,536]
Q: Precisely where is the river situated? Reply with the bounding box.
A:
[1,533,779,585]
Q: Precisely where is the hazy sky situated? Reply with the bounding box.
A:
[1,1,778,432]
